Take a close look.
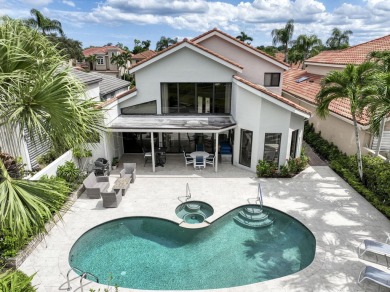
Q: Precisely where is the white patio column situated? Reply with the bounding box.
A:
[215,132,219,172]
[151,131,155,173]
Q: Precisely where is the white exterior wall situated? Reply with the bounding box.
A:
[283,92,370,155]
[30,150,75,180]
[198,37,284,95]
[232,84,298,172]
[120,48,236,111]
[305,64,344,75]
[84,82,100,101]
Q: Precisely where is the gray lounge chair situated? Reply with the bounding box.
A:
[101,190,122,208]
[358,266,390,289]
[120,163,136,183]
[358,237,390,267]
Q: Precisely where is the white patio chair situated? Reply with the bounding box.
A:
[358,236,390,267]
[183,150,193,166]
[358,265,390,289]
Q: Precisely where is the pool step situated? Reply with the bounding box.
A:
[185,203,201,212]
[233,206,275,229]
[238,211,268,221]
[233,216,275,229]
[244,207,263,215]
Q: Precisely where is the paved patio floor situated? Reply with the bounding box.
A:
[19,158,390,292]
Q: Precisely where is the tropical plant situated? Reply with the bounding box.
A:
[367,51,390,156]
[85,54,97,70]
[155,36,178,51]
[24,8,64,36]
[0,269,35,292]
[271,19,295,62]
[326,28,353,50]
[316,62,377,181]
[289,34,323,68]
[132,39,151,54]
[256,45,278,57]
[111,51,132,79]
[236,31,253,45]
[56,161,81,186]
[0,18,103,239]
[46,33,83,62]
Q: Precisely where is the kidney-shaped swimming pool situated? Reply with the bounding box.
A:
[69,205,315,290]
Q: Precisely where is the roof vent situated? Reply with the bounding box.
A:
[296,76,309,83]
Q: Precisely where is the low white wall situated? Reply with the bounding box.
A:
[30,150,75,180]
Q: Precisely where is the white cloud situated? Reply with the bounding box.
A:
[20,0,52,5]
[51,0,390,47]
[62,0,75,7]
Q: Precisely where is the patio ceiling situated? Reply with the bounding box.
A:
[107,115,237,133]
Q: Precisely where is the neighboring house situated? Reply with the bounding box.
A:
[283,34,390,156]
[95,28,311,173]
[81,46,129,78]
[130,50,157,65]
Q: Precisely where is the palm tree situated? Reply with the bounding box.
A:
[0,17,104,238]
[326,28,353,50]
[271,19,295,63]
[24,8,64,36]
[111,51,133,79]
[316,62,377,181]
[86,54,97,70]
[236,32,253,45]
[367,51,390,156]
[155,36,178,51]
[289,34,322,68]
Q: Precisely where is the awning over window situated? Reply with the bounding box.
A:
[107,115,236,133]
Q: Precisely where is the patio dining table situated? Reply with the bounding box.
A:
[189,151,209,159]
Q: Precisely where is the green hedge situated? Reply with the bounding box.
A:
[256,154,309,178]
[304,122,390,218]
[0,269,35,292]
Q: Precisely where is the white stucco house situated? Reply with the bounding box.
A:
[96,28,311,173]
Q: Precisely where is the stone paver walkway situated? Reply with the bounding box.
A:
[19,164,390,292]
[303,141,328,166]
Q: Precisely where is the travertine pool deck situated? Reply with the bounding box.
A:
[20,163,390,292]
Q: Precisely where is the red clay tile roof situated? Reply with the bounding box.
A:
[132,50,157,60]
[191,28,289,68]
[129,39,243,70]
[283,69,370,125]
[306,34,390,65]
[83,46,125,57]
[233,75,311,116]
[97,87,137,109]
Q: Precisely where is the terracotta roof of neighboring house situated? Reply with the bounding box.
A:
[306,34,390,65]
[98,87,137,109]
[283,68,370,125]
[233,75,311,116]
[129,39,243,70]
[191,28,289,68]
[89,72,130,97]
[71,68,102,85]
[83,46,125,57]
[132,50,157,61]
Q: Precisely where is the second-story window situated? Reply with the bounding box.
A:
[264,73,280,87]
[97,56,104,65]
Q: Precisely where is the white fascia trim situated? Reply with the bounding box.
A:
[283,91,368,129]
[193,31,289,70]
[108,126,236,134]
[129,42,243,74]
[234,79,310,119]
[305,62,346,68]
[103,91,137,110]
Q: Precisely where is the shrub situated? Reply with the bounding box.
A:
[0,228,30,260]
[0,269,35,292]
[56,161,81,186]
[256,153,309,178]
[256,160,278,177]
[36,149,59,166]
[39,175,70,211]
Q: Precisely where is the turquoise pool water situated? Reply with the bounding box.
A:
[69,205,315,290]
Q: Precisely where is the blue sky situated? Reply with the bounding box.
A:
[1,0,389,50]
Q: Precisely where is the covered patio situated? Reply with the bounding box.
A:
[107,115,236,173]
